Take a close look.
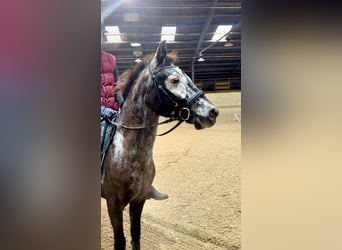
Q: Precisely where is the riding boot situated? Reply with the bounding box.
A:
[146,186,169,200]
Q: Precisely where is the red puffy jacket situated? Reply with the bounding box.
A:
[101,51,120,111]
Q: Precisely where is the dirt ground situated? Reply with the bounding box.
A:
[101,92,241,250]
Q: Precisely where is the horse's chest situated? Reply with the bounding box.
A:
[112,134,153,167]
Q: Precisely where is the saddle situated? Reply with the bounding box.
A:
[101,106,118,183]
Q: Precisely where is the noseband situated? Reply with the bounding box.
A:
[148,64,204,121]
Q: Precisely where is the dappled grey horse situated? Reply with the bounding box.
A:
[101,41,219,250]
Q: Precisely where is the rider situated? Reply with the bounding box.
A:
[101,19,168,200]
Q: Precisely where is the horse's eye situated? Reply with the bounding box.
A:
[171,78,180,84]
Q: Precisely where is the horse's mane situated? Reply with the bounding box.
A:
[114,50,178,101]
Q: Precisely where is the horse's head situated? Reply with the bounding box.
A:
[148,41,219,129]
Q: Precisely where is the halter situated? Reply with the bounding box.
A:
[111,64,204,136]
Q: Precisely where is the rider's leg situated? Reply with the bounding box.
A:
[146,186,168,200]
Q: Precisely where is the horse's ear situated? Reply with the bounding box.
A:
[151,40,167,68]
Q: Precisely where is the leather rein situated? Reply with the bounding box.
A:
[110,64,204,136]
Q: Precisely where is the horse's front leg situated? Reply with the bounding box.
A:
[107,197,126,250]
[129,200,146,250]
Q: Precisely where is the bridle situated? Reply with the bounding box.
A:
[111,64,204,136]
[148,64,204,123]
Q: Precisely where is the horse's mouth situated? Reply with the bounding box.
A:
[194,116,217,130]
[187,104,219,130]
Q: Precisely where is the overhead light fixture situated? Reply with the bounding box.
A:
[197,52,205,62]
[134,58,142,63]
[224,37,234,47]
[130,42,141,47]
[161,26,176,41]
[212,25,233,41]
[104,26,122,43]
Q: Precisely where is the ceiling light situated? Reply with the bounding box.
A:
[135,58,142,63]
[197,52,205,62]
[224,41,234,47]
[104,26,122,43]
[224,37,234,47]
[161,26,176,41]
[130,42,141,47]
[106,36,122,43]
[212,25,233,41]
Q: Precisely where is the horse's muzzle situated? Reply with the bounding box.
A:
[193,107,219,130]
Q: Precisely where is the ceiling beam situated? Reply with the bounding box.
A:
[190,0,218,67]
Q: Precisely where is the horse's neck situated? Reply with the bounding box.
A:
[119,80,159,138]
[121,107,158,129]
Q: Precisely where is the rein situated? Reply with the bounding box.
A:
[108,117,183,136]
[111,63,204,136]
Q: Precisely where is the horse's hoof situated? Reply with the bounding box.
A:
[146,186,169,200]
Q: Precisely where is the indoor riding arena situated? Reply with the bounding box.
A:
[101,1,241,249]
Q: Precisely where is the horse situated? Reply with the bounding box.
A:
[101,41,219,250]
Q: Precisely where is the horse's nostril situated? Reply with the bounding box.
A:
[209,108,218,118]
